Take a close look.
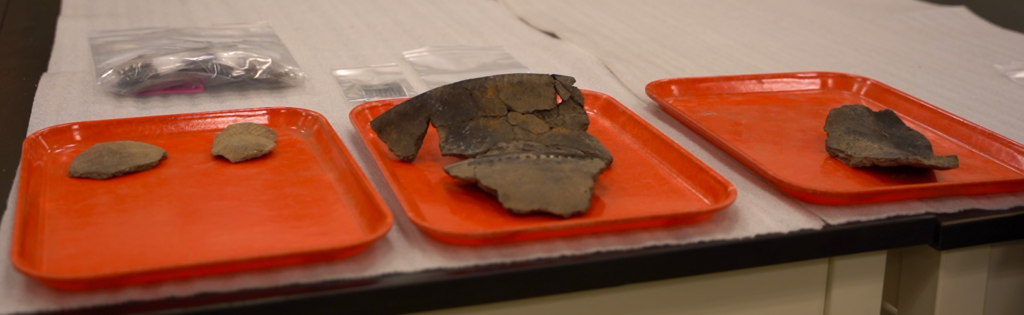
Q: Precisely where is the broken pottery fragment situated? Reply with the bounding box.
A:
[444,141,608,218]
[824,104,958,170]
[68,141,167,179]
[370,73,613,217]
[212,122,277,163]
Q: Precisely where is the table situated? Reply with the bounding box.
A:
[1,0,1021,314]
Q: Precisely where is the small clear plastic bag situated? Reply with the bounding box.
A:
[332,64,415,103]
[995,62,1024,85]
[90,22,306,96]
[403,46,530,89]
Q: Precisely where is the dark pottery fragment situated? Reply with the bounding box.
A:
[445,151,608,218]
[370,74,613,217]
[68,141,168,179]
[212,122,277,163]
[824,104,958,170]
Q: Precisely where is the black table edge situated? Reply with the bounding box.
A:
[933,206,1024,250]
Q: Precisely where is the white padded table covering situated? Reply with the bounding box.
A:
[0,0,825,313]
[504,0,1024,225]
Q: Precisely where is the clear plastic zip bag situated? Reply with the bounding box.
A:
[90,22,306,96]
[403,46,530,89]
[333,64,415,104]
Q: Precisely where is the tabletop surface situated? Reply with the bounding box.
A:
[0,0,1022,314]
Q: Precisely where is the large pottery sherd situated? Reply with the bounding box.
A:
[825,104,958,170]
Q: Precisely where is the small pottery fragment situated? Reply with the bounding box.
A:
[68,141,167,179]
[212,122,277,163]
[824,104,958,170]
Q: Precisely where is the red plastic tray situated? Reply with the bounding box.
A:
[647,72,1024,205]
[351,90,736,245]
[11,107,393,290]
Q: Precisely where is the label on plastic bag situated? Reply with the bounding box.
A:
[333,64,415,103]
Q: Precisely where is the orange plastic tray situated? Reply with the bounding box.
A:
[647,72,1024,205]
[11,107,393,290]
[350,90,736,245]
